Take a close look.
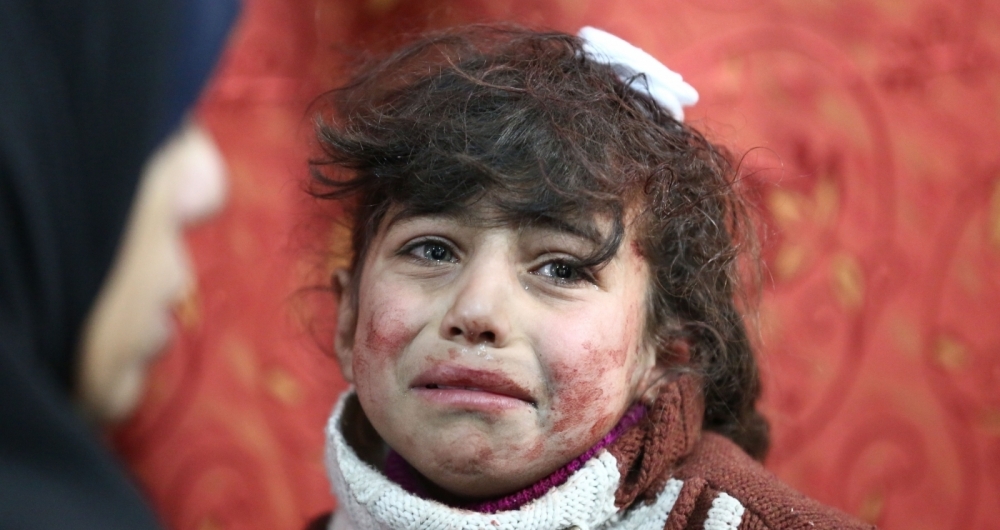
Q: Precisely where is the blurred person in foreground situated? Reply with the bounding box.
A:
[0,0,238,527]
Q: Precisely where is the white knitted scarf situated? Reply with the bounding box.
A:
[324,391,691,530]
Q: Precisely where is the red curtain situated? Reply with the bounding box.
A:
[113,1,1000,528]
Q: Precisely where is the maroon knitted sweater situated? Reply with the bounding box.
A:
[599,375,875,529]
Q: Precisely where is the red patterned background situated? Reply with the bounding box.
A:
[112,1,1000,529]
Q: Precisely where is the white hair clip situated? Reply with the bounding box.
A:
[578,26,698,122]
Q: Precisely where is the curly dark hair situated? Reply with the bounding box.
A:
[309,24,769,460]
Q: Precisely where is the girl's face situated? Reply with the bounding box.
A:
[336,210,662,499]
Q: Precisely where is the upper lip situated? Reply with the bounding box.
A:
[410,363,536,404]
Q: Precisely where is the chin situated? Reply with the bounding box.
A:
[409,435,561,500]
[101,327,171,422]
[89,364,146,423]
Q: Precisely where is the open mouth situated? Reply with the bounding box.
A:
[424,384,478,390]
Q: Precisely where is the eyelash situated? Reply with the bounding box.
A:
[399,238,596,286]
[533,259,595,286]
[402,238,458,264]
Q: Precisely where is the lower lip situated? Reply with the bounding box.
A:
[412,387,532,412]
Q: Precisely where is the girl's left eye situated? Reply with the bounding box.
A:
[534,260,590,284]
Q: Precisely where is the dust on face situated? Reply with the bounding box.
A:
[339,208,659,500]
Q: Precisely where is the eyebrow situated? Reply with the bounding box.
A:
[384,208,605,245]
[522,214,605,246]
[383,208,465,232]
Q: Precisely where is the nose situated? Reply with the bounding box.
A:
[439,257,512,347]
[172,120,228,225]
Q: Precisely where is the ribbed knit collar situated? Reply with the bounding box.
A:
[324,375,703,530]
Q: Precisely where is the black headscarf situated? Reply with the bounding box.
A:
[0,0,238,527]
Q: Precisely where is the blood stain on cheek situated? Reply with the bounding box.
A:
[361,307,411,361]
[525,438,545,460]
[631,240,645,260]
[550,360,606,434]
[594,338,628,369]
[351,350,372,379]
[583,337,629,376]
[589,410,617,438]
[550,337,634,437]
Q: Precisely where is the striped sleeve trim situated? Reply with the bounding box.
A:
[704,492,745,530]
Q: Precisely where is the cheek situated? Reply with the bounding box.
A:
[353,305,412,379]
[352,302,417,428]
[630,240,645,260]
[549,361,615,437]
[351,279,423,384]
[543,302,643,436]
[360,306,411,359]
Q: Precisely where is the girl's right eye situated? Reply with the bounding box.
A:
[404,240,457,263]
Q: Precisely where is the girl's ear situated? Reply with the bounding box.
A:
[635,338,690,404]
[333,268,357,383]
[635,349,668,404]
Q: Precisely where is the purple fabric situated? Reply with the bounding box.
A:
[383,448,424,498]
[383,403,648,513]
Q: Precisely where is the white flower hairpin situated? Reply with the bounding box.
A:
[578,26,698,122]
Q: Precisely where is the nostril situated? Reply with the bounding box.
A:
[481,331,496,343]
[449,327,464,338]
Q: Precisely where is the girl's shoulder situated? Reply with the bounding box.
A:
[662,432,876,530]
